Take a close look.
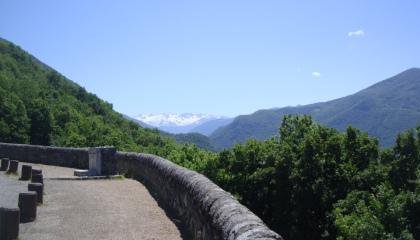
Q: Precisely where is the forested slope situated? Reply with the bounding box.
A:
[0,38,180,156]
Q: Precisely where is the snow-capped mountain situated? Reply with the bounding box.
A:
[134,113,232,135]
[136,113,217,127]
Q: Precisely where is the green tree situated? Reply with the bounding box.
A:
[390,130,420,191]
[0,87,30,143]
[27,99,54,145]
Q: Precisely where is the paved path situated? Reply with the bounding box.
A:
[1,164,186,240]
[0,171,27,208]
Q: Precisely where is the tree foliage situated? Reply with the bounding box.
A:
[203,115,420,240]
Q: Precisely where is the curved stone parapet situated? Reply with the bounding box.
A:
[0,142,283,239]
[115,152,283,240]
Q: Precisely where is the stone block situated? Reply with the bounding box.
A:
[74,169,89,177]
[31,174,43,185]
[0,158,9,171]
[0,207,20,240]
[18,192,37,223]
[7,160,18,174]
[31,168,42,176]
[20,164,32,181]
[28,183,44,204]
[88,147,116,176]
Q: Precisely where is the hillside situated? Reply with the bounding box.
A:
[0,38,179,155]
[171,132,215,151]
[190,117,233,136]
[210,68,420,149]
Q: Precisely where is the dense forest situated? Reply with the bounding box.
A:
[1,38,419,239]
[203,116,420,240]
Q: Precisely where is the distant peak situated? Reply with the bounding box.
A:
[391,67,420,79]
[135,113,228,127]
[405,67,420,72]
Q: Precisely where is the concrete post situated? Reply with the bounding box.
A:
[0,158,9,171]
[31,169,42,176]
[28,183,44,204]
[88,148,101,176]
[18,192,37,223]
[88,147,116,176]
[31,174,43,185]
[20,165,32,181]
[0,207,20,240]
[7,160,18,174]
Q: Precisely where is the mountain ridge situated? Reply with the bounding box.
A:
[209,68,420,150]
[135,113,232,135]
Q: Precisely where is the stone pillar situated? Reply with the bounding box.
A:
[20,165,32,181]
[0,207,20,240]
[7,160,18,174]
[31,174,43,185]
[31,169,42,176]
[0,158,9,171]
[18,192,37,223]
[88,147,116,176]
[28,183,44,204]
[88,148,101,176]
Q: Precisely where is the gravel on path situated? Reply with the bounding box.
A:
[1,164,186,240]
[0,172,28,208]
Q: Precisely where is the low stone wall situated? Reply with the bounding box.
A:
[0,142,283,240]
[114,152,282,240]
[0,143,88,169]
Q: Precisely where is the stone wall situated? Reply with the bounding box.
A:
[0,143,88,169]
[114,152,283,240]
[0,142,283,240]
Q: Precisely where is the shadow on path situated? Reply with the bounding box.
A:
[136,178,193,240]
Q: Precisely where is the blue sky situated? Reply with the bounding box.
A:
[1,1,420,117]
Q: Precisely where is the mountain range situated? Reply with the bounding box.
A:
[135,113,232,135]
[128,68,420,151]
[208,68,420,150]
